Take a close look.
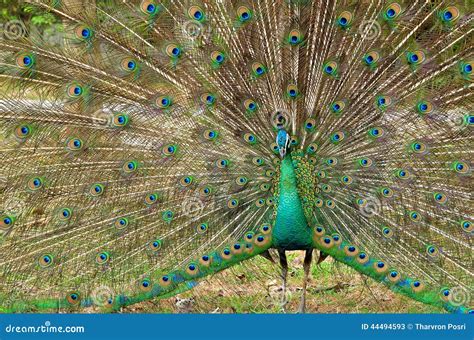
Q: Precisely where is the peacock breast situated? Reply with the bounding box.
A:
[272,154,314,250]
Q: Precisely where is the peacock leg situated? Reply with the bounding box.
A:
[278,249,288,312]
[297,249,313,313]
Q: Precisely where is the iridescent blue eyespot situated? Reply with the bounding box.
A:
[237,6,252,23]
[81,29,91,38]
[39,254,54,267]
[23,56,32,66]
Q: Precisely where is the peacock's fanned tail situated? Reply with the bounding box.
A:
[0,0,472,313]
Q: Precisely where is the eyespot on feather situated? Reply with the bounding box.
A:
[237,6,252,22]
[188,6,205,22]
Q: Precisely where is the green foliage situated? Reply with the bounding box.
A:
[1,0,58,27]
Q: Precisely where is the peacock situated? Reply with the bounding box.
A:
[0,0,472,314]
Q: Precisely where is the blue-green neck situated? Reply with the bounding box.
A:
[272,154,313,250]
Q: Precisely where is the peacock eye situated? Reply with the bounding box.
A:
[433,192,447,204]
[162,210,174,222]
[287,84,299,98]
[331,131,345,143]
[244,133,257,144]
[148,239,162,252]
[39,254,54,268]
[28,177,44,190]
[180,176,194,187]
[331,100,346,115]
[251,62,266,77]
[166,44,182,58]
[96,252,110,265]
[15,124,32,139]
[406,51,425,65]
[236,176,248,185]
[237,6,252,22]
[81,28,91,38]
[440,6,459,23]
[384,3,402,20]
[163,144,177,156]
[66,138,84,151]
[113,113,130,127]
[122,161,138,174]
[58,208,72,221]
[244,99,258,112]
[323,61,338,76]
[337,11,353,28]
[452,161,469,174]
[90,183,105,197]
[227,198,239,209]
[359,158,372,167]
[368,127,384,138]
[115,217,129,229]
[288,29,303,45]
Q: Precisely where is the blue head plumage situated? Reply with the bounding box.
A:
[276,129,290,159]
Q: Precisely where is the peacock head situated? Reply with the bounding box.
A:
[276,129,291,159]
